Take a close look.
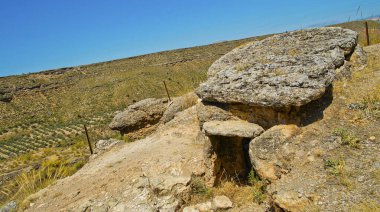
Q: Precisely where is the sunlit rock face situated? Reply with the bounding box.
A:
[196,27,361,187]
[196,27,358,108]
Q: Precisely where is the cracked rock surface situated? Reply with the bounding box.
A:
[25,107,204,212]
[196,27,358,107]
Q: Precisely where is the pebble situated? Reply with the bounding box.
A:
[357,176,365,182]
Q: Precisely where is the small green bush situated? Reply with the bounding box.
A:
[334,128,360,148]
[324,158,352,187]
[248,170,267,203]
[190,177,213,198]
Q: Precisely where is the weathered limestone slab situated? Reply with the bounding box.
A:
[249,125,299,181]
[203,120,264,138]
[196,27,358,108]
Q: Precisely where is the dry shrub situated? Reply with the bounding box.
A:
[212,181,254,206]
[350,201,380,212]
[188,177,213,205]
[181,92,199,109]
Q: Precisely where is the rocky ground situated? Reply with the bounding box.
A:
[13,30,380,212]
[23,107,204,211]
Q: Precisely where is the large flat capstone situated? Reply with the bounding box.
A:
[196,27,358,107]
[203,120,264,138]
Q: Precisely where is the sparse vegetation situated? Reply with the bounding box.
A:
[324,158,352,188]
[350,201,380,212]
[334,127,360,148]
[0,139,88,206]
[189,177,213,204]
[212,181,255,206]
[188,170,267,207]
[248,170,267,203]
[361,92,380,119]
[113,134,130,143]
[371,169,380,182]
[1,20,380,209]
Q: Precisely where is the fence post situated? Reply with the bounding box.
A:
[365,21,370,46]
[163,81,172,102]
[84,125,93,154]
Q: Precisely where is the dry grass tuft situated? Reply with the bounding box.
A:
[181,92,199,109]
[212,181,254,206]
[188,177,213,204]
[325,158,353,188]
[350,201,380,212]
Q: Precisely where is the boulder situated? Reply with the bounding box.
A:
[196,101,239,128]
[183,206,200,212]
[212,195,233,209]
[0,201,17,212]
[336,45,367,79]
[203,120,264,138]
[200,133,219,186]
[249,125,299,181]
[335,60,351,79]
[195,201,212,212]
[109,98,168,133]
[273,191,311,212]
[349,45,367,71]
[160,92,198,124]
[196,27,358,108]
[95,139,122,151]
[0,93,12,103]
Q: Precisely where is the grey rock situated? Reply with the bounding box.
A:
[156,196,181,212]
[95,139,122,151]
[212,195,232,209]
[249,125,299,181]
[0,93,12,103]
[335,60,351,80]
[160,92,198,124]
[195,201,212,212]
[196,101,239,128]
[183,206,200,212]
[350,45,367,71]
[233,203,268,212]
[203,120,264,138]
[272,191,311,212]
[0,201,17,212]
[196,27,358,107]
[198,132,217,186]
[347,102,367,110]
[109,98,168,133]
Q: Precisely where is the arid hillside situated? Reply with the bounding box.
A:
[0,20,379,159]
[0,20,380,208]
[22,41,380,211]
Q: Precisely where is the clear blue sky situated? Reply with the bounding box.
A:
[0,0,379,77]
